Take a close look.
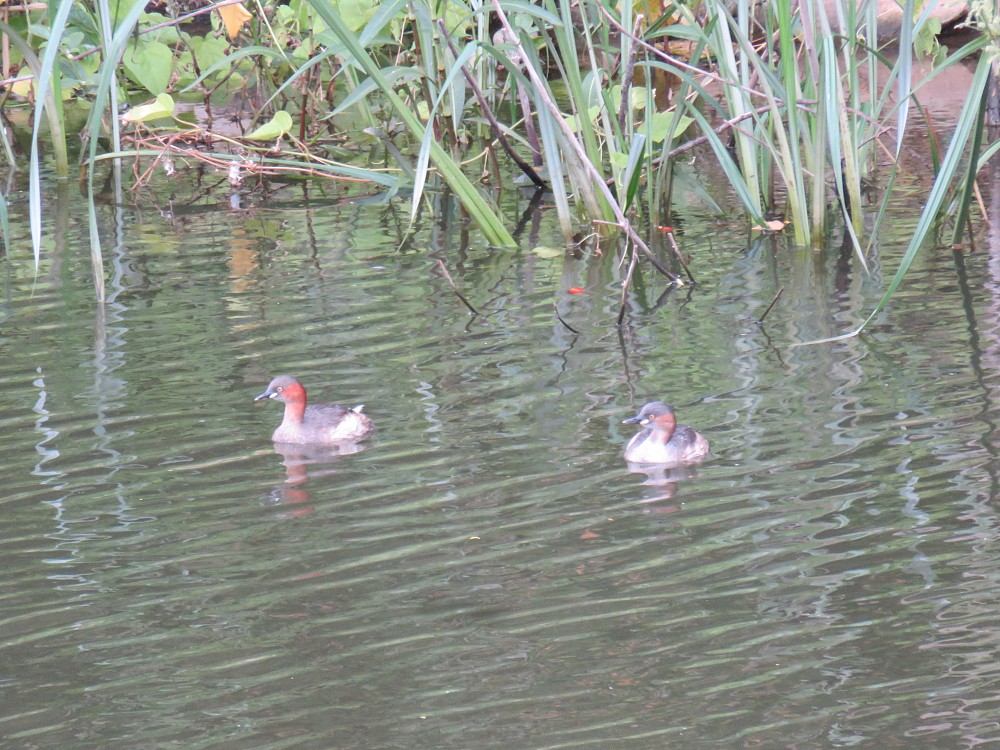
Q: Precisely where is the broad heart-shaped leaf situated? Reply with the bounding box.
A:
[181,35,229,86]
[245,110,293,140]
[121,93,175,123]
[336,0,378,32]
[123,40,174,95]
[641,110,694,143]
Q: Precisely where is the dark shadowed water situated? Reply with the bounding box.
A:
[4,149,1000,750]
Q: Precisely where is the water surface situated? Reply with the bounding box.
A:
[3,156,1000,749]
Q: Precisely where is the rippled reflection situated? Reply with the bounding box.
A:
[2,158,1000,748]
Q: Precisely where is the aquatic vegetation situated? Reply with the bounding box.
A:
[0,0,996,336]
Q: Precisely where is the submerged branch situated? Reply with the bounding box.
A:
[660,226,695,284]
[435,259,480,316]
[617,246,641,326]
[757,287,783,324]
[554,303,580,334]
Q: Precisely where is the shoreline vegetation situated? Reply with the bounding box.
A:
[1,0,998,337]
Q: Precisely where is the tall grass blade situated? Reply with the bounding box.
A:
[517,25,604,219]
[772,0,809,244]
[682,101,766,225]
[863,36,986,250]
[708,3,763,216]
[412,42,480,225]
[20,0,73,267]
[309,0,515,247]
[535,102,573,239]
[622,133,647,211]
[949,78,989,246]
[0,182,9,258]
[81,0,150,301]
[796,55,992,345]
[894,0,914,158]
[94,0,122,154]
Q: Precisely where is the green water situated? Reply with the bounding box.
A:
[2,160,1000,749]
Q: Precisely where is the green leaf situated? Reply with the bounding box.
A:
[123,39,173,94]
[564,105,600,132]
[532,246,563,259]
[184,34,229,82]
[245,110,294,140]
[609,84,648,112]
[640,110,693,143]
[337,0,379,32]
[622,134,646,210]
[121,93,175,123]
[308,0,515,247]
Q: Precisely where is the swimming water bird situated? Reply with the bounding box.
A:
[623,401,709,465]
[255,375,373,445]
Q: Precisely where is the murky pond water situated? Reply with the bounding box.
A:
[4,151,1000,749]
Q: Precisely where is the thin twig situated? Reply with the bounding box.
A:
[757,287,784,324]
[115,133,380,188]
[661,226,695,284]
[617,246,640,326]
[663,106,769,159]
[591,219,677,281]
[554,303,579,334]
[435,259,479,316]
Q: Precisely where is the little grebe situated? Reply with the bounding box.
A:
[255,375,373,445]
[623,401,709,465]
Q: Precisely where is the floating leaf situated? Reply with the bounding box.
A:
[121,93,175,123]
[245,110,294,141]
[219,2,253,38]
[568,287,585,294]
[752,219,788,232]
[532,246,563,259]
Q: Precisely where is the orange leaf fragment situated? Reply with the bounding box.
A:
[219,2,252,39]
[752,219,788,232]
[580,529,600,540]
[568,287,585,295]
